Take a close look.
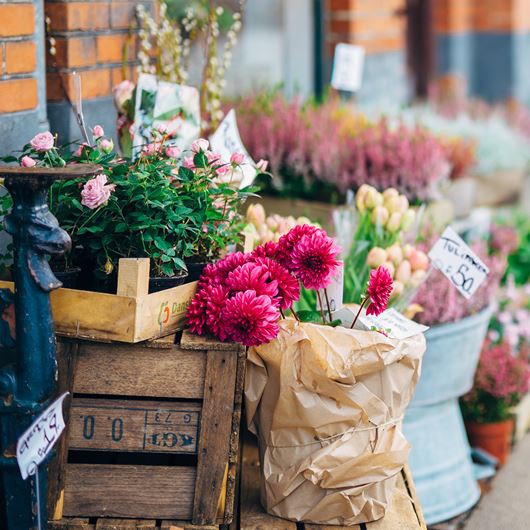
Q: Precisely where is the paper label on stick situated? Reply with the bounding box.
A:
[331,43,365,92]
[428,226,489,299]
[16,392,69,479]
[317,263,344,313]
[209,109,256,189]
[359,308,429,340]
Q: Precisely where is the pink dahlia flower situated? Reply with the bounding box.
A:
[186,289,209,335]
[221,290,280,347]
[252,257,300,309]
[366,265,393,316]
[211,252,251,283]
[277,224,323,270]
[81,173,115,209]
[205,284,230,341]
[289,230,341,290]
[251,241,279,260]
[226,262,279,300]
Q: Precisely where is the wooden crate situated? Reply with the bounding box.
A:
[48,331,246,527]
[0,258,197,343]
[239,437,427,530]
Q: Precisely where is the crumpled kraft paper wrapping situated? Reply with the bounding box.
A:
[245,319,426,525]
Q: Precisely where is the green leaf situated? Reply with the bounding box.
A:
[193,151,208,169]
[297,310,323,323]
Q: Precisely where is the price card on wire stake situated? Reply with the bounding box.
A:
[317,262,344,313]
[16,392,69,480]
[428,226,489,300]
[331,43,365,92]
[359,308,429,340]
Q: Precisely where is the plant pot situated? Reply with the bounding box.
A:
[148,271,188,293]
[53,267,82,289]
[184,261,208,283]
[403,305,493,525]
[465,419,514,466]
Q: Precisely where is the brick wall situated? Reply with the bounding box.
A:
[0,0,48,153]
[45,0,156,143]
[325,0,408,105]
[434,0,530,105]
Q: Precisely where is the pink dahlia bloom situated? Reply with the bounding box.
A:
[277,224,323,270]
[289,230,341,290]
[81,173,115,209]
[186,289,209,335]
[221,290,280,347]
[366,265,393,316]
[251,241,279,260]
[211,252,251,283]
[252,257,300,309]
[30,131,54,152]
[205,284,230,341]
[226,262,279,300]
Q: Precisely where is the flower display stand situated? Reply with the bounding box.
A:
[238,435,427,530]
[0,258,197,343]
[403,306,492,525]
[47,331,246,529]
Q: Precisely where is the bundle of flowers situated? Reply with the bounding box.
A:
[244,203,316,245]
[461,340,530,424]
[0,129,260,286]
[441,136,477,180]
[343,185,427,307]
[187,224,393,346]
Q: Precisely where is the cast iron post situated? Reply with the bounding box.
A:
[0,165,99,529]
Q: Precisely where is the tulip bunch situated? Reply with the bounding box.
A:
[245,203,315,246]
[343,185,426,306]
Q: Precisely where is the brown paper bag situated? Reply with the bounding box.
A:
[245,319,425,525]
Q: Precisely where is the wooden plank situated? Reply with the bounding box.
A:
[117,258,150,298]
[160,522,218,530]
[239,437,297,530]
[135,281,197,342]
[402,466,427,530]
[145,333,178,349]
[95,519,156,530]
[74,343,206,399]
[63,464,196,519]
[47,518,94,530]
[68,398,201,454]
[180,330,244,353]
[192,349,239,525]
[47,342,79,520]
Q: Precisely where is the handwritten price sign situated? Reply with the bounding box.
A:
[16,392,69,479]
[428,227,489,300]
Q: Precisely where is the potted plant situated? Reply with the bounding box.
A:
[402,228,515,525]
[461,339,530,465]
[186,224,427,525]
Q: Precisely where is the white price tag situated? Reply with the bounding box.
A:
[331,43,365,92]
[209,109,256,189]
[317,262,344,312]
[358,308,429,340]
[16,392,69,480]
[428,226,489,299]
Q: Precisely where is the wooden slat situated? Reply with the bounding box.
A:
[117,258,150,298]
[94,519,156,530]
[239,438,297,530]
[180,330,245,353]
[159,522,219,530]
[68,398,201,454]
[74,343,206,399]
[48,342,79,520]
[192,349,239,525]
[402,466,427,530]
[63,464,196,519]
[48,518,94,530]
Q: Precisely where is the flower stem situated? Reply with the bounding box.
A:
[323,288,333,321]
[280,308,285,319]
[290,306,300,321]
[350,296,368,329]
[316,291,327,324]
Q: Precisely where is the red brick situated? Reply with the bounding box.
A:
[49,37,97,68]
[0,4,35,37]
[5,41,36,74]
[51,69,112,101]
[0,78,38,113]
[97,34,126,63]
[45,2,109,32]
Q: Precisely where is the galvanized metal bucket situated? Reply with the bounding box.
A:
[404,306,493,525]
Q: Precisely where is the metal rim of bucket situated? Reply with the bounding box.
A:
[424,304,493,341]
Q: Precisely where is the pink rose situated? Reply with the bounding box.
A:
[20,156,36,167]
[230,152,245,165]
[99,138,114,154]
[113,80,134,113]
[81,174,115,210]
[142,142,160,156]
[183,156,195,169]
[215,164,231,177]
[92,125,104,138]
[74,142,90,157]
[30,131,54,152]
[206,150,222,164]
[165,146,181,159]
[256,159,268,172]
[191,138,209,153]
